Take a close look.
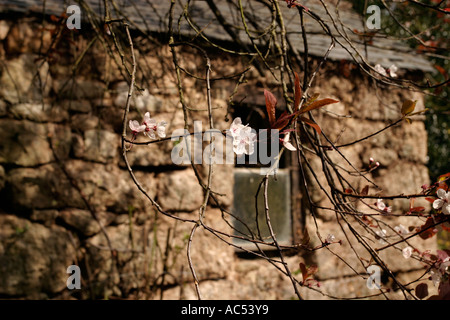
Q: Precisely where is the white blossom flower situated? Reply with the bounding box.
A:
[229,117,257,155]
[326,234,336,243]
[129,120,145,134]
[233,126,257,155]
[142,112,167,139]
[440,259,450,276]
[433,189,450,215]
[402,246,413,259]
[428,250,450,287]
[230,117,245,137]
[394,224,409,235]
[374,64,398,78]
[374,64,388,76]
[282,132,296,151]
[376,229,387,244]
[430,268,442,287]
[376,199,392,213]
[388,64,398,78]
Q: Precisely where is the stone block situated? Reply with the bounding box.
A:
[0,119,71,167]
[0,53,52,104]
[305,216,437,280]
[30,209,59,227]
[5,164,84,210]
[82,129,119,163]
[85,208,235,296]
[9,103,69,123]
[0,214,77,297]
[59,209,115,237]
[123,140,177,167]
[157,169,204,212]
[63,160,155,214]
[70,114,99,132]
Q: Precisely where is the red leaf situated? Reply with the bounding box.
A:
[264,89,277,126]
[299,98,339,114]
[301,228,310,246]
[299,116,322,135]
[271,110,295,130]
[307,265,318,278]
[299,262,318,282]
[294,72,302,112]
[416,283,429,299]
[417,217,438,240]
[409,207,425,213]
[360,185,369,196]
[425,197,436,203]
[299,263,308,281]
[303,93,320,107]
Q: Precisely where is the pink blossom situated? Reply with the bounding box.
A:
[402,246,413,259]
[325,234,336,243]
[230,117,257,155]
[428,250,450,288]
[129,112,166,139]
[374,64,388,76]
[394,224,409,235]
[230,117,245,137]
[376,199,392,213]
[142,112,167,139]
[282,132,296,151]
[233,126,257,155]
[376,229,387,244]
[388,64,398,78]
[129,120,145,135]
[433,189,450,215]
[374,64,398,78]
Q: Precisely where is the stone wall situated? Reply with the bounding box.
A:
[0,15,437,300]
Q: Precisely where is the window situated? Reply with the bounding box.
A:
[232,168,292,251]
[230,101,301,252]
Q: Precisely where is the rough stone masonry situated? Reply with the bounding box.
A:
[0,5,438,300]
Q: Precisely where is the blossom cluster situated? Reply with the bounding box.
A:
[375,199,392,213]
[228,117,297,155]
[129,112,167,139]
[374,64,398,78]
[229,117,257,156]
[430,250,450,288]
[433,188,450,215]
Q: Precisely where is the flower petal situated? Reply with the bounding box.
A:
[389,64,398,78]
[433,199,444,210]
[437,188,447,200]
[402,247,412,259]
[443,204,450,215]
[129,120,138,131]
[129,120,145,133]
[376,199,386,211]
[445,191,450,202]
[157,121,167,138]
[283,141,297,151]
[230,117,244,137]
[143,112,151,124]
[375,64,387,76]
